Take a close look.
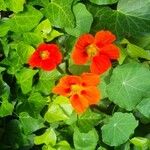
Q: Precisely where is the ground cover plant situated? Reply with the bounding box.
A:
[0,0,150,149]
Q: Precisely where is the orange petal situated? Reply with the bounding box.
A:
[90,54,111,74]
[100,44,120,59]
[94,30,116,48]
[81,73,100,86]
[52,85,71,96]
[71,48,88,64]
[75,34,94,50]
[60,75,81,86]
[70,94,88,113]
[81,86,100,105]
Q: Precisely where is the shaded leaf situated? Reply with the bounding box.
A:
[16,68,38,94]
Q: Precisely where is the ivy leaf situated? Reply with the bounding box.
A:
[16,42,35,64]
[34,128,56,146]
[89,0,118,5]
[107,63,150,111]
[89,0,150,39]
[44,0,75,28]
[73,128,98,150]
[136,98,150,119]
[8,6,43,33]
[0,21,10,37]
[66,3,93,37]
[35,70,61,95]
[0,101,14,117]
[44,96,73,123]
[19,112,45,135]
[5,0,25,13]
[127,43,150,60]
[22,32,43,46]
[102,112,138,146]
[16,68,38,94]
[34,19,52,39]
[77,109,103,132]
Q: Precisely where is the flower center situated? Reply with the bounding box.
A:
[40,50,50,60]
[86,44,98,58]
[71,84,82,94]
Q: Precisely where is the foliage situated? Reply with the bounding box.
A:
[0,0,150,149]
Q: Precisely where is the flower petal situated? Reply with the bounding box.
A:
[71,48,88,64]
[100,44,120,59]
[94,30,116,48]
[52,85,71,96]
[75,34,94,50]
[40,59,56,71]
[28,51,41,67]
[90,54,111,74]
[81,73,100,86]
[70,94,88,113]
[81,87,100,105]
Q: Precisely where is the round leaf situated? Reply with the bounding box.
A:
[102,112,138,146]
[107,63,150,110]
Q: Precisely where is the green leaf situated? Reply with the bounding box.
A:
[89,0,118,5]
[44,0,75,28]
[29,0,49,7]
[130,137,150,150]
[73,128,98,150]
[77,109,103,132]
[34,128,56,146]
[69,64,90,75]
[22,32,43,46]
[56,141,71,150]
[0,0,6,10]
[0,21,10,37]
[127,43,150,60]
[0,101,14,117]
[44,96,73,123]
[35,70,61,95]
[19,112,44,135]
[46,29,63,42]
[8,6,43,33]
[16,42,35,64]
[102,112,138,146]
[107,63,150,111]
[136,98,150,119]
[28,92,47,113]
[34,19,52,39]
[89,0,150,39]
[66,3,93,37]
[1,50,22,74]
[16,68,38,94]
[5,0,25,13]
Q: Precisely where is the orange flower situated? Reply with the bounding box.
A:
[52,73,100,113]
[71,30,120,74]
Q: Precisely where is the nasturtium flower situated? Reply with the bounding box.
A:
[52,73,100,113]
[28,43,62,71]
[71,30,120,74]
